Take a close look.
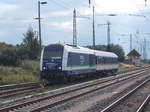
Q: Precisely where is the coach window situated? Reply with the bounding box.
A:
[109,57,111,64]
[106,57,108,64]
[113,58,115,63]
[96,56,98,64]
[112,58,114,64]
[104,57,106,64]
[99,56,102,64]
[116,58,118,63]
[101,57,103,64]
[110,57,112,64]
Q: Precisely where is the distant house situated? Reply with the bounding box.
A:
[127,49,141,66]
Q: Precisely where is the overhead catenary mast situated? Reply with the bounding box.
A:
[130,34,132,51]
[143,38,147,60]
[73,8,77,46]
[92,6,95,49]
[107,21,111,51]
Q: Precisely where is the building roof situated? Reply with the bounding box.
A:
[127,49,141,57]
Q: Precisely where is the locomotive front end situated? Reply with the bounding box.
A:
[40,44,64,83]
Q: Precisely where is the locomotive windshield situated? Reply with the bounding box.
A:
[43,45,64,60]
[42,44,64,70]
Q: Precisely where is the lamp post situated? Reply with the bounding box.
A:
[37,1,47,52]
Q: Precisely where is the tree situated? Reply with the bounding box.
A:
[0,47,20,66]
[86,44,125,62]
[109,44,125,62]
[22,27,40,60]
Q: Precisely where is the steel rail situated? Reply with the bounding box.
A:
[136,94,150,112]
[29,71,150,112]
[0,82,40,91]
[100,78,150,112]
[0,68,149,112]
[0,66,148,90]
[4,70,150,112]
[0,67,148,99]
[0,86,41,98]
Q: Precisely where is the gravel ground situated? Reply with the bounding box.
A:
[0,73,121,108]
[0,68,146,107]
[109,79,150,112]
[0,69,149,112]
[41,74,150,112]
[143,97,150,112]
[12,72,134,112]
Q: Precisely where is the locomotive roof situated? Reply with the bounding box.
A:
[46,43,118,58]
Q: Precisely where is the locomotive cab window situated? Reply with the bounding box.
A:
[43,45,64,65]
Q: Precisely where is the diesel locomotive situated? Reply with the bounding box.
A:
[40,43,118,84]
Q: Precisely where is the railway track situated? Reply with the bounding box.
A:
[0,66,149,99]
[100,77,150,112]
[0,82,41,99]
[0,82,40,91]
[136,94,150,112]
[0,67,149,112]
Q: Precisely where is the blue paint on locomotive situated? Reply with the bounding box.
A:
[40,43,118,83]
[42,44,63,71]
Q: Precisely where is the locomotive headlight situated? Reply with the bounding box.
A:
[43,67,46,70]
[58,67,61,69]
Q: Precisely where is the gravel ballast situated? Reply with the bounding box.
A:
[42,74,150,112]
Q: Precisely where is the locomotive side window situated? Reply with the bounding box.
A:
[96,56,117,64]
[89,54,96,66]
[67,52,89,67]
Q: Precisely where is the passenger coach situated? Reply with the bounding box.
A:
[40,43,118,83]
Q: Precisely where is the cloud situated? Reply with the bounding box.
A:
[0,31,7,38]
[77,0,146,16]
[48,21,72,29]
[42,10,73,19]
[0,2,19,15]
[94,0,145,14]
[50,10,72,17]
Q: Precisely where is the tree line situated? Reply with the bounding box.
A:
[0,27,125,66]
[86,44,125,62]
[0,27,41,66]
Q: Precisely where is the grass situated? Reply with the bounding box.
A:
[0,60,40,85]
[118,62,148,72]
[0,60,149,85]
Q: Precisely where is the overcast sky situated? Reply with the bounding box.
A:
[0,0,150,58]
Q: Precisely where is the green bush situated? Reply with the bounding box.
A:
[0,49,20,66]
[0,66,39,85]
[20,60,39,71]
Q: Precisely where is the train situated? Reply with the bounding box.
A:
[40,43,118,84]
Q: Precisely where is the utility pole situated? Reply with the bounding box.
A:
[140,43,143,59]
[73,8,77,46]
[92,6,95,50]
[107,21,110,51]
[145,0,147,6]
[35,1,47,52]
[89,0,91,8]
[143,38,147,60]
[130,34,132,51]
[38,1,42,51]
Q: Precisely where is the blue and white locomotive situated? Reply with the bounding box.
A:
[40,43,118,83]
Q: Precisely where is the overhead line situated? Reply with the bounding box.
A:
[48,0,71,10]
[131,0,144,12]
[48,0,90,19]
